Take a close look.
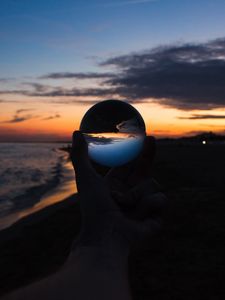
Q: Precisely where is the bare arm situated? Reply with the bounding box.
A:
[2,131,166,300]
[3,244,131,300]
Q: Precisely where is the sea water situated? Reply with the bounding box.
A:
[0,143,73,220]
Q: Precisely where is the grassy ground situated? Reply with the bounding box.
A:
[0,143,225,299]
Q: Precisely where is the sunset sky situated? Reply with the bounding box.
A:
[1,0,225,141]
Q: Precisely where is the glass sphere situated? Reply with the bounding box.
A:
[80,100,146,167]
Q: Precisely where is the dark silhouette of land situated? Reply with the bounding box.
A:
[158,131,225,144]
[0,136,225,299]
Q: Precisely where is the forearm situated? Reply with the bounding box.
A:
[2,243,131,300]
[66,243,132,300]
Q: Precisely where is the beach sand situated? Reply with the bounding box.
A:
[0,144,225,299]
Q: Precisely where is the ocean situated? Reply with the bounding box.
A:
[0,143,76,229]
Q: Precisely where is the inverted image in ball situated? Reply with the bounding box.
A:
[80,100,146,167]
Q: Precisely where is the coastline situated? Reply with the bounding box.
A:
[0,153,76,231]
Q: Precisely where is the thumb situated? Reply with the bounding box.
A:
[71,131,88,167]
[71,131,97,192]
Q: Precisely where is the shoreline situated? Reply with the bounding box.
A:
[0,153,76,231]
[0,193,78,243]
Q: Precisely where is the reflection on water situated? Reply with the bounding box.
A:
[0,143,65,211]
[85,132,145,167]
[0,158,77,231]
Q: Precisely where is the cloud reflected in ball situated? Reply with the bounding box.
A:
[80,100,146,167]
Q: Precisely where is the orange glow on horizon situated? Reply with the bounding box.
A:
[1,100,225,141]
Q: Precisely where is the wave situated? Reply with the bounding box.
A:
[0,143,70,218]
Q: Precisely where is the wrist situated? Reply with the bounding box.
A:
[74,211,128,246]
[69,213,130,266]
[68,242,130,272]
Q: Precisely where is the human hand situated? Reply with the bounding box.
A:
[70,131,167,248]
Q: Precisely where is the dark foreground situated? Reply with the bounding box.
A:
[0,144,225,299]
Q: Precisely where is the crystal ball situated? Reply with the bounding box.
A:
[80,100,146,167]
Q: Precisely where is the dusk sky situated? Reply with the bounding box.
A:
[1,0,225,141]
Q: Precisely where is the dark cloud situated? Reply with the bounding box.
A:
[29,87,115,97]
[178,114,225,120]
[0,89,29,95]
[34,87,114,97]
[2,108,61,123]
[42,114,61,120]
[0,87,115,98]
[101,38,225,110]
[23,82,51,92]
[0,83,53,96]
[2,114,37,123]
[16,108,34,114]
[2,109,61,123]
[39,72,116,80]
[2,109,39,123]
[1,38,225,110]
[5,116,31,123]
[49,98,142,105]
[50,99,100,105]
